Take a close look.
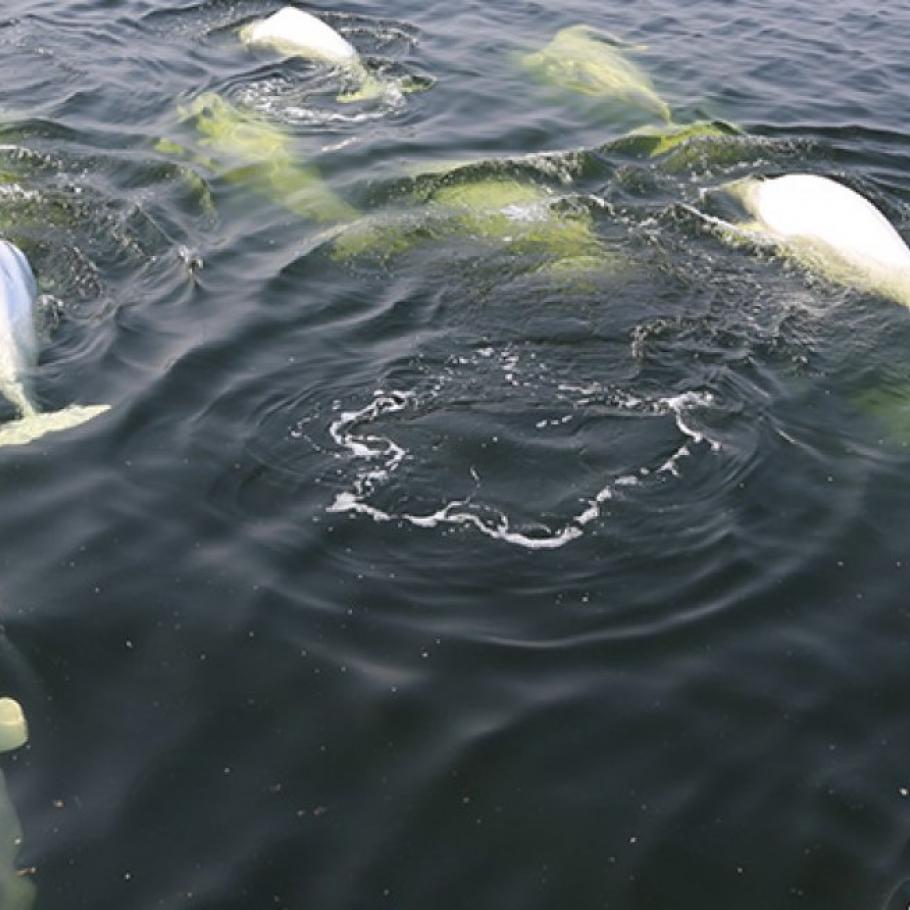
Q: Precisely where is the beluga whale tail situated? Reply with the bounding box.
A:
[240,6,390,103]
[0,240,109,447]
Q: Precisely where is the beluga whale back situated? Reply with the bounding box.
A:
[0,240,109,447]
[721,173,910,307]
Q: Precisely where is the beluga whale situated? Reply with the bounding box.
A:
[519,24,673,124]
[0,697,34,909]
[716,174,910,307]
[240,6,387,102]
[241,6,359,65]
[0,240,109,446]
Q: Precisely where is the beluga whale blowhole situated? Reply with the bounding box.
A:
[719,173,910,308]
[0,240,109,446]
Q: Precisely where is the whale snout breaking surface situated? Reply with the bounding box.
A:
[240,6,359,65]
[0,239,109,447]
[725,173,910,307]
[239,6,403,103]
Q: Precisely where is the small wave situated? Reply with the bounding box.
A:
[227,73,409,127]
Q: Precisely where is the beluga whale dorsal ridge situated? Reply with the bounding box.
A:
[720,173,910,307]
[240,6,359,65]
[0,240,109,447]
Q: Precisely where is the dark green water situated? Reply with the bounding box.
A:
[2,1,910,908]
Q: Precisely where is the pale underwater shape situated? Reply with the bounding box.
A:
[520,25,672,124]
[329,123,748,268]
[159,99,738,271]
[721,174,910,308]
[331,174,608,267]
[610,119,742,162]
[0,700,26,754]
[0,698,33,910]
[849,383,910,444]
[166,93,358,223]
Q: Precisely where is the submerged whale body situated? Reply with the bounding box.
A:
[0,240,109,446]
[240,6,358,65]
[725,173,910,307]
[520,24,673,124]
[0,697,33,909]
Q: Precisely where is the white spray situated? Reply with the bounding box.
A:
[240,7,389,103]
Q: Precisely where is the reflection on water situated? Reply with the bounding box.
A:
[1,1,910,909]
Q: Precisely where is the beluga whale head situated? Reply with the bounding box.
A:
[239,6,430,103]
[0,239,109,446]
[240,6,388,102]
[240,6,359,66]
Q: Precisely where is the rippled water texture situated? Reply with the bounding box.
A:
[2,1,910,908]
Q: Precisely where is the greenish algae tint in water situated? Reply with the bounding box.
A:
[1,2,910,910]
[160,92,359,223]
[519,24,673,123]
[331,171,605,265]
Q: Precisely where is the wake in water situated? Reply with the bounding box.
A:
[319,345,722,550]
[260,123,829,549]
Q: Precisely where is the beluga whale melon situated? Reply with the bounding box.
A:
[719,174,910,307]
[0,240,109,446]
[240,6,359,65]
[240,6,390,103]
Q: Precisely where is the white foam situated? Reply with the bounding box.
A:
[232,81,406,127]
[321,371,722,549]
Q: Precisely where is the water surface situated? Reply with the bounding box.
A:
[2,1,910,908]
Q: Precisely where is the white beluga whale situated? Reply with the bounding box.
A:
[0,697,34,909]
[240,6,386,102]
[0,240,109,446]
[718,173,910,307]
[240,6,358,65]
